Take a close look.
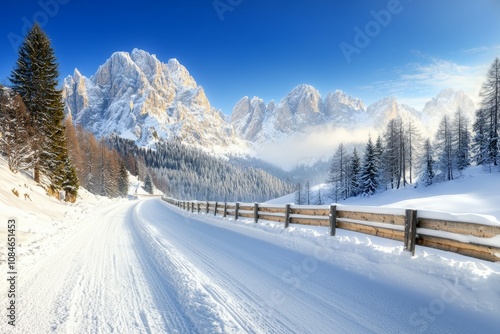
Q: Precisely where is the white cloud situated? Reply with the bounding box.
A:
[257,125,377,170]
[359,53,489,110]
[461,45,500,54]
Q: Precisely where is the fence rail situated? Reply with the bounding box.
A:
[161,197,500,262]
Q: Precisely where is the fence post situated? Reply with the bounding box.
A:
[234,202,240,220]
[254,203,259,223]
[206,201,209,214]
[223,202,227,218]
[191,202,194,213]
[284,203,291,228]
[197,202,200,213]
[183,201,185,210]
[404,209,417,255]
[329,205,337,236]
[214,202,218,216]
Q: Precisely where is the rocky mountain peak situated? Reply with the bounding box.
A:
[62,49,247,154]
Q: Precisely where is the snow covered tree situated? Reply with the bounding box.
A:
[478,57,500,166]
[144,173,154,194]
[383,118,404,189]
[315,188,323,205]
[360,136,379,196]
[328,143,349,201]
[348,147,361,197]
[473,107,490,167]
[295,182,303,204]
[406,119,421,184]
[435,115,454,181]
[60,156,79,202]
[418,139,435,187]
[0,88,33,173]
[10,23,78,199]
[304,180,312,205]
[453,109,471,171]
[118,161,129,197]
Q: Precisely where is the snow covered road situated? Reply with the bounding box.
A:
[5,198,500,333]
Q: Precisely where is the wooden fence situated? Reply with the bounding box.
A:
[161,197,500,262]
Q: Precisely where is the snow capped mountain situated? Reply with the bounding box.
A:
[63,49,248,154]
[231,85,369,143]
[422,88,477,135]
[230,96,267,142]
[367,96,423,131]
[322,90,367,125]
[231,86,476,145]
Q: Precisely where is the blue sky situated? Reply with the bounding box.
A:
[1,0,499,114]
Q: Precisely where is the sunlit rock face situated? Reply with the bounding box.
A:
[63,49,246,152]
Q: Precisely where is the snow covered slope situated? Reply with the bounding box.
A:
[0,157,112,266]
[62,49,248,155]
[268,166,500,223]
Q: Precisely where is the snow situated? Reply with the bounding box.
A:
[1,159,500,333]
[127,172,164,196]
[269,166,500,225]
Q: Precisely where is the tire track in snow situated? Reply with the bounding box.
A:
[132,201,250,333]
[133,200,307,333]
[9,201,188,333]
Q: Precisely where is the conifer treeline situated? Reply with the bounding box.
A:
[110,137,294,202]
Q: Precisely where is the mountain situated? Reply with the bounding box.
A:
[231,85,369,143]
[322,90,367,125]
[62,49,248,154]
[367,96,423,132]
[421,88,477,135]
[231,86,476,144]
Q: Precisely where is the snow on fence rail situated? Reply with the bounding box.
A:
[161,197,500,262]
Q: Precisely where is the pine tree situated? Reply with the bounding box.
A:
[144,173,154,194]
[360,136,379,196]
[295,182,303,204]
[479,58,500,166]
[472,108,489,167]
[453,109,470,171]
[435,115,454,181]
[118,160,129,197]
[418,139,435,187]
[383,119,403,189]
[61,157,79,202]
[304,180,312,205]
[406,119,421,184]
[349,147,361,196]
[328,143,348,201]
[315,188,323,205]
[10,23,78,199]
